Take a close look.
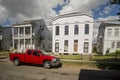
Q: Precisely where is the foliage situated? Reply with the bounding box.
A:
[92,46,97,53]
[105,50,120,57]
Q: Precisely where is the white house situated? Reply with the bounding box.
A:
[12,19,52,52]
[97,23,120,55]
[52,12,93,54]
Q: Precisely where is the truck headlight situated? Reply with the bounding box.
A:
[52,58,56,62]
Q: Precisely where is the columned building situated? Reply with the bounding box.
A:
[52,12,93,54]
[12,19,52,52]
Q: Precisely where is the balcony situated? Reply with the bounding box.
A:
[13,34,32,39]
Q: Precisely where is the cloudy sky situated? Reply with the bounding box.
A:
[0,0,120,41]
[0,0,119,26]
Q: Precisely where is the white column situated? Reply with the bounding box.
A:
[30,26,32,38]
[30,27,32,48]
[18,27,20,51]
[24,27,25,50]
[12,28,14,49]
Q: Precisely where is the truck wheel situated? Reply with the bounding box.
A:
[13,59,20,66]
[43,61,51,69]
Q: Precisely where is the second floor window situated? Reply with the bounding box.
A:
[19,27,24,36]
[25,27,30,35]
[117,41,120,48]
[114,28,119,36]
[85,24,89,34]
[55,26,59,35]
[107,28,112,36]
[14,28,18,34]
[74,25,79,35]
[65,25,69,35]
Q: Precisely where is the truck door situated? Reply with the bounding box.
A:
[25,50,33,63]
[31,50,41,64]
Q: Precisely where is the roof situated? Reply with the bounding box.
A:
[12,19,43,26]
[52,12,93,21]
[100,22,120,27]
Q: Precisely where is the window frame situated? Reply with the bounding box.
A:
[85,24,89,34]
[64,40,68,52]
[74,40,78,52]
[55,26,59,35]
[64,25,69,35]
[74,25,79,35]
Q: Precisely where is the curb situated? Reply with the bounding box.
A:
[0,56,8,59]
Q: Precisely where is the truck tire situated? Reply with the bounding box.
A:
[13,59,20,66]
[43,61,51,69]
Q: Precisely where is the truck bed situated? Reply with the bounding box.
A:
[10,53,25,63]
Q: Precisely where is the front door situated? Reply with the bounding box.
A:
[84,42,89,53]
[55,42,59,52]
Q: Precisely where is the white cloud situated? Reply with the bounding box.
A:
[0,0,109,26]
[0,0,63,25]
[103,6,111,14]
[59,0,108,14]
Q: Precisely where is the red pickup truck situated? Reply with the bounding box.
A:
[10,49,62,69]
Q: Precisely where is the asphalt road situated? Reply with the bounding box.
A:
[0,58,120,80]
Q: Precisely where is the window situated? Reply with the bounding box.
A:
[107,28,112,36]
[55,42,59,52]
[25,39,30,45]
[74,40,78,52]
[74,25,79,35]
[85,24,89,34]
[84,42,89,53]
[114,28,119,36]
[111,41,115,48]
[14,28,18,35]
[19,27,24,36]
[117,41,120,48]
[25,27,30,34]
[33,51,39,56]
[55,26,59,35]
[64,40,68,52]
[65,25,69,35]
[27,50,32,55]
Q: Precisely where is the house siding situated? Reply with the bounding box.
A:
[52,13,93,54]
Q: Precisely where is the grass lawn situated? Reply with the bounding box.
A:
[59,55,82,60]
[58,54,120,62]
[0,52,9,57]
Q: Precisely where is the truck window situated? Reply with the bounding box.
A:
[33,51,39,56]
[27,50,32,55]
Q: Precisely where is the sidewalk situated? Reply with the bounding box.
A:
[0,56,8,59]
[61,59,120,64]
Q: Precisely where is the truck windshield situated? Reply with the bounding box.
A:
[41,50,48,55]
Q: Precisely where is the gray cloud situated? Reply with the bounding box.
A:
[0,0,63,25]
[0,0,109,26]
